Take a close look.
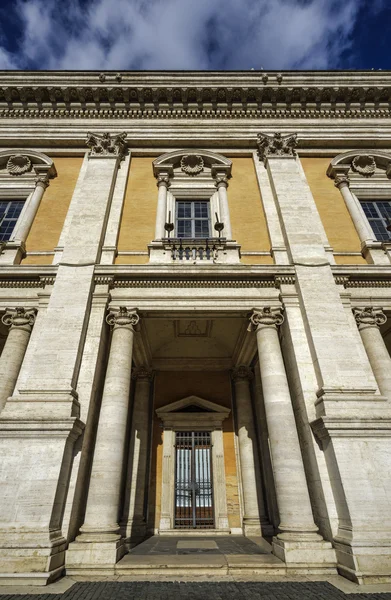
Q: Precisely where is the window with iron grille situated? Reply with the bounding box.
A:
[360,200,391,242]
[175,200,211,239]
[0,200,24,242]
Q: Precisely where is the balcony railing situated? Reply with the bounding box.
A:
[164,238,226,262]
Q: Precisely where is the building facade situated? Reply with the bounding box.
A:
[0,70,391,585]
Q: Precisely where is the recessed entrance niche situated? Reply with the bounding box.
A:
[156,395,231,533]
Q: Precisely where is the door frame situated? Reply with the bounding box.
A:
[156,395,231,533]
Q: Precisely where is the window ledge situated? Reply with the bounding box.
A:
[148,238,241,264]
[0,240,26,265]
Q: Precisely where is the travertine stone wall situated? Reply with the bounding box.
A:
[22,157,83,265]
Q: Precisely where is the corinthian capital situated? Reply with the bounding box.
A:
[86,131,127,159]
[231,365,254,382]
[334,174,350,189]
[156,174,170,188]
[2,307,37,329]
[353,307,387,329]
[132,366,153,381]
[249,307,284,330]
[106,306,139,328]
[215,174,229,189]
[257,132,298,165]
[35,175,50,189]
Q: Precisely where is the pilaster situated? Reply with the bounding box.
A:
[258,131,391,583]
[0,132,127,583]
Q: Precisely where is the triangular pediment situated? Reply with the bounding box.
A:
[156,395,230,417]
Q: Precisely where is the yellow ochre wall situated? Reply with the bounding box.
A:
[115,156,273,265]
[149,371,241,531]
[22,157,83,265]
[116,157,155,265]
[301,158,367,265]
[229,158,272,265]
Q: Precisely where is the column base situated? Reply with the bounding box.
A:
[243,517,274,537]
[335,539,391,585]
[125,520,147,549]
[66,533,126,572]
[0,532,67,584]
[272,535,337,571]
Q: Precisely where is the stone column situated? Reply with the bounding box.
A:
[215,175,232,240]
[13,176,49,243]
[250,307,335,564]
[0,308,36,413]
[155,174,170,239]
[124,366,153,545]
[334,175,374,247]
[69,307,139,567]
[354,307,391,401]
[232,365,271,536]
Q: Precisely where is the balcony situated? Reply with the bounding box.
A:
[148,238,241,264]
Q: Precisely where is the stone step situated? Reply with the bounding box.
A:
[116,553,287,577]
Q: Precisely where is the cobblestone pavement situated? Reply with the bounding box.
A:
[2,581,391,600]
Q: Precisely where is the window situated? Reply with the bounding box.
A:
[361,200,391,241]
[0,200,24,242]
[176,201,211,239]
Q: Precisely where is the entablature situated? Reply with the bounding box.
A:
[1,70,391,121]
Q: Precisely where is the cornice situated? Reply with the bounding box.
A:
[1,70,391,120]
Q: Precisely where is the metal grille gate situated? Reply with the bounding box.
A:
[174,431,214,529]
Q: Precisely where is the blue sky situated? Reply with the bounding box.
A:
[0,0,389,70]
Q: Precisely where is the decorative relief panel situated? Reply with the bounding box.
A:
[6,155,32,176]
[351,155,376,177]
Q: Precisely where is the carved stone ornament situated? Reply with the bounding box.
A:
[6,154,32,176]
[132,366,153,381]
[231,365,254,382]
[86,131,127,158]
[334,174,350,188]
[351,154,376,177]
[1,307,36,329]
[215,174,229,188]
[257,132,298,164]
[249,306,284,329]
[156,174,170,187]
[180,154,204,176]
[106,306,139,328]
[353,306,387,328]
[35,175,50,189]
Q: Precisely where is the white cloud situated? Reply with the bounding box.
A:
[0,0,377,70]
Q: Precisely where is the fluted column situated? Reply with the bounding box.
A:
[354,307,391,401]
[232,365,271,536]
[0,308,36,412]
[215,175,232,240]
[12,176,49,243]
[250,308,334,563]
[155,174,170,239]
[334,175,373,246]
[124,366,153,545]
[75,307,139,562]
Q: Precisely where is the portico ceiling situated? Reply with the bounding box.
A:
[135,316,255,371]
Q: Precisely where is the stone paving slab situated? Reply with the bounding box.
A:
[2,581,391,599]
[129,535,269,555]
